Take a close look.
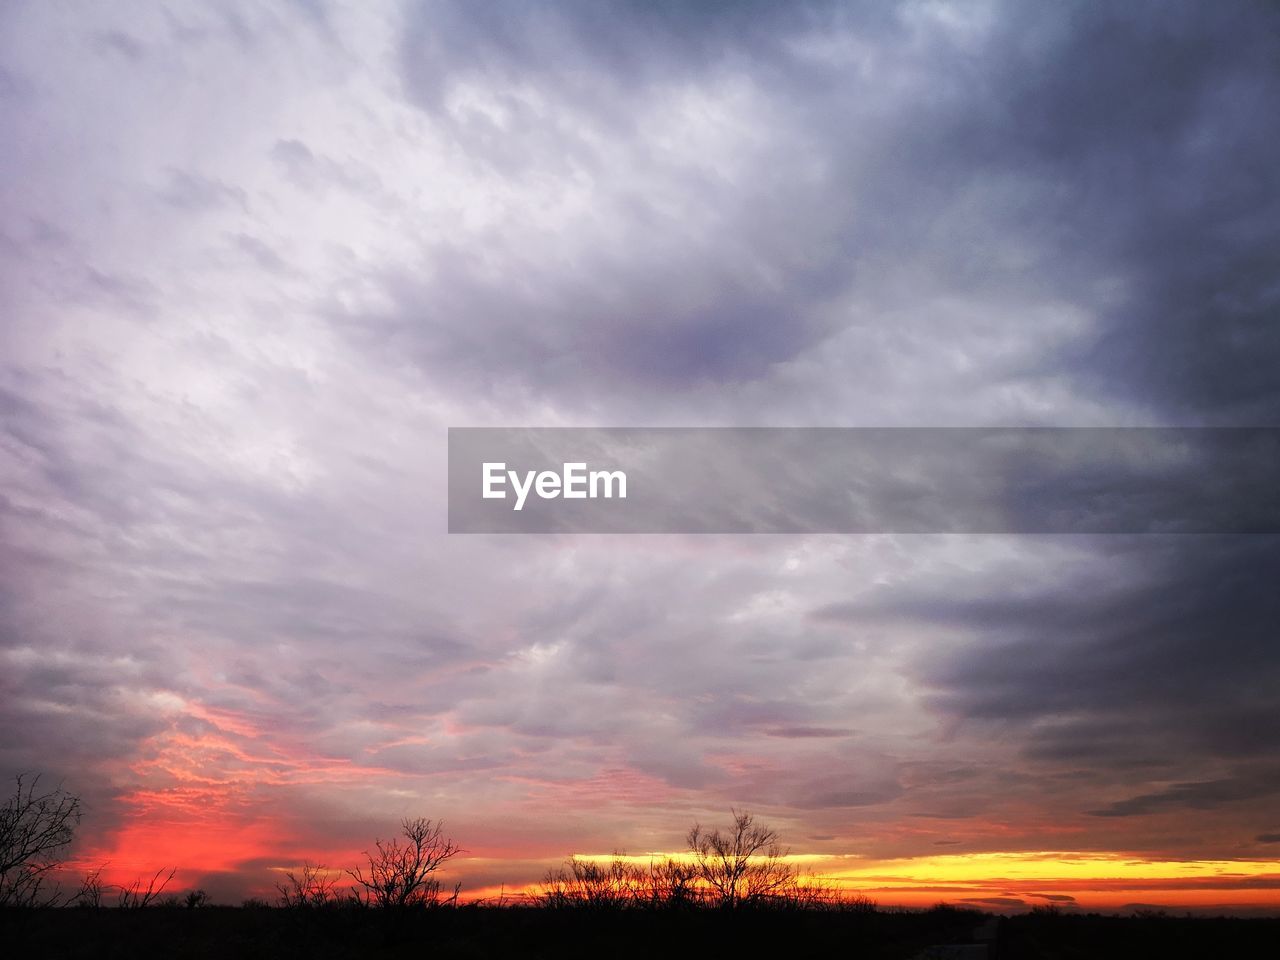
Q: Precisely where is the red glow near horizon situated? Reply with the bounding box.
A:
[60,693,1280,913]
[69,693,396,892]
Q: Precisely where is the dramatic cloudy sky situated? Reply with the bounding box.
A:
[3,0,1279,911]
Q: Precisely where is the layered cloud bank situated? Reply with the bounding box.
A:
[2,1,1278,908]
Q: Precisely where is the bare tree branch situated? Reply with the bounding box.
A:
[347,817,461,908]
[686,809,798,909]
[72,865,108,909]
[0,773,81,907]
[117,867,177,909]
[276,862,342,908]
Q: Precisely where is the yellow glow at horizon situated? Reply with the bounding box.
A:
[570,850,1280,887]
[825,852,1280,886]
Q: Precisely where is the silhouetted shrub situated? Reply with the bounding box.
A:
[71,866,106,909]
[540,855,641,909]
[183,889,209,909]
[117,867,177,909]
[276,862,343,908]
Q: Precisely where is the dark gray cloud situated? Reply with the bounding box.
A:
[962,896,1026,908]
[338,1,982,403]
[1090,771,1280,818]
[861,533,1280,846]
[912,536,1280,754]
[353,0,1280,422]
[398,0,866,127]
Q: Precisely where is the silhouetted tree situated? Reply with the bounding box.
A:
[276,862,342,908]
[686,810,798,908]
[348,817,461,908]
[0,773,81,907]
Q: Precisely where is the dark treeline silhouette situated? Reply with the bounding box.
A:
[537,810,876,912]
[5,774,1280,958]
[273,817,461,910]
[3,783,846,916]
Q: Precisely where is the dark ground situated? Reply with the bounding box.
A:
[3,905,1277,959]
